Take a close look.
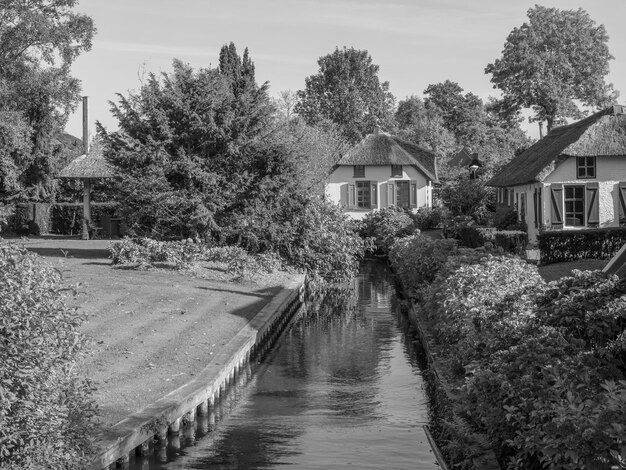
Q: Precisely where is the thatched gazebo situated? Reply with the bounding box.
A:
[57,97,117,239]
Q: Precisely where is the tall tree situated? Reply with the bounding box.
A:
[485,5,618,132]
[295,47,395,143]
[394,95,456,161]
[0,0,95,200]
[424,80,485,144]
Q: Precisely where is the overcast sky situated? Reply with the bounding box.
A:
[65,0,626,141]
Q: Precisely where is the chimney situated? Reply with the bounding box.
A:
[82,96,89,154]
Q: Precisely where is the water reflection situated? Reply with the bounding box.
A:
[133,259,436,469]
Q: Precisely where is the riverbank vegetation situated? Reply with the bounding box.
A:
[0,244,96,469]
[389,234,626,469]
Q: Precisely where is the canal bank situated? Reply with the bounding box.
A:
[90,275,305,469]
[127,259,439,469]
[11,236,305,469]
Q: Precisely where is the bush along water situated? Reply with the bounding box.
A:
[108,197,366,288]
[388,232,626,469]
[0,242,96,469]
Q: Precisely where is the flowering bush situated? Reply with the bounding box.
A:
[460,270,626,469]
[0,243,96,468]
[427,256,544,368]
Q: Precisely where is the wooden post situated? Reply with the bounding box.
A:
[81,97,91,240]
[169,417,181,435]
[82,178,91,240]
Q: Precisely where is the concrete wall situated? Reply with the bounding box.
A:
[326,165,432,219]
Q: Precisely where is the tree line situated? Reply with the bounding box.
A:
[0,2,619,208]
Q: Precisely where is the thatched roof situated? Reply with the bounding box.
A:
[448,147,474,168]
[57,141,117,179]
[336,133,438,182]
[487,105,626,187]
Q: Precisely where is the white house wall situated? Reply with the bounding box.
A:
[508,156,626,243]
[326,165,432,219]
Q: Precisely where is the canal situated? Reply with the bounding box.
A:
[131,260,438,469]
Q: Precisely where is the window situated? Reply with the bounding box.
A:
[577,156,595,179]
[396,181,410,208]
[353,165,365,178]
[564,185,584,226]
[356,181,371,208]
[391,164,402,177]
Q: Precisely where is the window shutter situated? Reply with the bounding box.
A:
[348,183,355,208]
[619,182,626,225]
[538,187,543,227]
[387,182,395,207]
[409,181,417,208]
[550,184,563,228]
[340,183,348,206]
[371,182,378,209]
[533,189,538,228]
[585,182,599,227]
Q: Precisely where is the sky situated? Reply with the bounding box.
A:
[65,0,626,141]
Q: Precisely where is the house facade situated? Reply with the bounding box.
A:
[487,105,626,243]
[326,132,438,219]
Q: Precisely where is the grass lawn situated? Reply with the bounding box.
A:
[537,258,609,282]
[5,236,298,431]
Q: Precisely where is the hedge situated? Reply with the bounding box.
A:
[0,242,96,468]
[452,225,527,255]
[538,227,626,265]
[51,202,118,235]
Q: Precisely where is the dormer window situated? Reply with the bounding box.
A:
[577,156,595,179]
[353,165,365,178]
[391,164,402,177]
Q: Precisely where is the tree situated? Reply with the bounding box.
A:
[485,5,618,132]
[295,47,395,143]
[424,80,486,145]
[394,95,456,161]
[274,90,298,123]
[102,48,364,282]
[0,0,95,200]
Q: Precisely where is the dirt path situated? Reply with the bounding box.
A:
[11,236,296,432]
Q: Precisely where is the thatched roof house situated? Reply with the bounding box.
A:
[448,147,474,169]
[487,105,626,244]
[327,132,439,219]
[57,140,117,179]
[335,132,438,182]
[488,105,626,188]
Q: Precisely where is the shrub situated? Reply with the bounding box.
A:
[0,242,96,468]
[109,237,210,268]
[358,207,417,255]
[439,177,494,225]
[0,203,13,233]
[538,227,626,265]
[461,270,626,469]
[413,206,447,230]
[427,256,544,362]
[388,234,458,300]
[494,206,519,230]
[441,215,475,240]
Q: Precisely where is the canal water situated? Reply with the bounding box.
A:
[131,260,437,469]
